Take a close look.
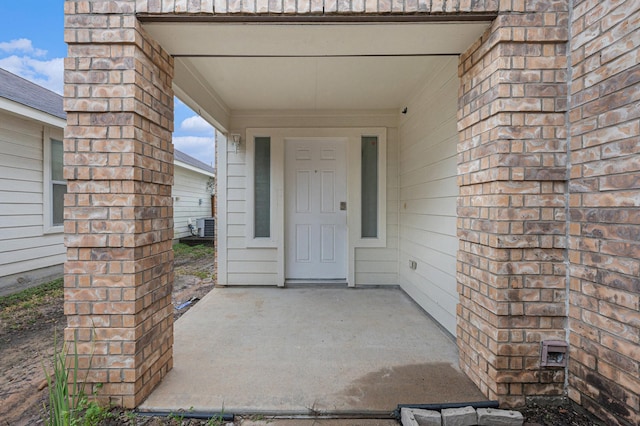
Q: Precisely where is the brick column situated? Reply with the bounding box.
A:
[567,1,640,425]
[456,9,569,407]
[63,1,174,407]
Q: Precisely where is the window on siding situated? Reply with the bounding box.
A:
[50,138,66,227]
[254,137,271,238]
[361,136,378,238]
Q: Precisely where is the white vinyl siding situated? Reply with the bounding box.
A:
[398,58,459,335]
[0,110,65,284]
[173,164,214,240]
[227,136,278,285]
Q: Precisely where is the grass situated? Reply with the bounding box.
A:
[0,278,64,330]
[0,278,64,310]
[173,243,214,260]
[193,271,213,280]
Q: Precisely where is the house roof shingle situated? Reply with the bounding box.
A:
[0,67,66,120]
[174,149,215,175]
[0,67,215,175]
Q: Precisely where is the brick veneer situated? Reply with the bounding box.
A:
[456,6,569,406]
[134,0,499,14]
[63,0,175,407]
[567,1,640,425]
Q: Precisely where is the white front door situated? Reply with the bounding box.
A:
[285,139,347,280]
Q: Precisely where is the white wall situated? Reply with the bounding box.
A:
[219,111,399,286]
[0,110,65,288]
[173,164,214,240]
[398,58,460,335]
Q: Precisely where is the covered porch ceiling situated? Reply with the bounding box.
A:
[141,20,492,131]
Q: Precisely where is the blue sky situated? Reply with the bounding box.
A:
[0,1,215,168]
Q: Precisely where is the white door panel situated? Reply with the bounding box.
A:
[321,171,336,213]
[321,225,336,262]
[296,170,311,213]
[286,139,347,279]
[295,224,311,262]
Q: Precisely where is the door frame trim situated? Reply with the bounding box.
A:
[246,127,387,287]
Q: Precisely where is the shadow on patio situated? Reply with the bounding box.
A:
[139,286,487,417]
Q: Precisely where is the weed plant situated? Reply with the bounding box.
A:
[44,331,112,426]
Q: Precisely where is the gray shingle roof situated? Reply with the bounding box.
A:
[0,67,215,175]
[0,67,66,119]
[174,149,215,175]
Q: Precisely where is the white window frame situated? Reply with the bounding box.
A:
[43,127,65,234]
[355,131,387,248]
[245,130,279,248]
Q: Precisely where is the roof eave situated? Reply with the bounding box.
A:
[0,97,66,129]
[175,159,216,177]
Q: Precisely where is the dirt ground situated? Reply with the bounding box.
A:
[0,245,215,426]
[0,246,603,426]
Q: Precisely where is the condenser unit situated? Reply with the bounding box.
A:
[196,217,215,238]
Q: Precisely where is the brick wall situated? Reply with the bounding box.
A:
[62,0,639,422]
[456,4,570,407]
[135,0,499,14]
[64,0,175,407]
[567,1,640,425]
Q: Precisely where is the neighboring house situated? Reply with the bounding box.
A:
[62,2,639,426]
[0,68,66,295]
[173,149,215,240]
[0,68,215,294]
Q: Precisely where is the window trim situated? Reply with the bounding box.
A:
[253,136,271,239]
[361,135,380,239]
[354,130,387,248]
[43,127,65,234]
[246,130,278,247]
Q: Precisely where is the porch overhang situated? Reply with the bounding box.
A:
[140,19,492,131]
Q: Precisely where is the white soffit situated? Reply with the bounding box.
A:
[143,22,489,56]
[142,21,490,113]
[182,55,450,110]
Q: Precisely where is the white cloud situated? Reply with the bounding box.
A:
[173,136,216,168]
[0,54,64,94]
[0,38,47,57]
[180,115,214,133]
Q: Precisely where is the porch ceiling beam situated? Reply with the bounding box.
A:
[171,53,462,58]
[138,13,497,23]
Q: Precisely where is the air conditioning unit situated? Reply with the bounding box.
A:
[196,217,215,238]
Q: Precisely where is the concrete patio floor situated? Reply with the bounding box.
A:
[139,286,487,418]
